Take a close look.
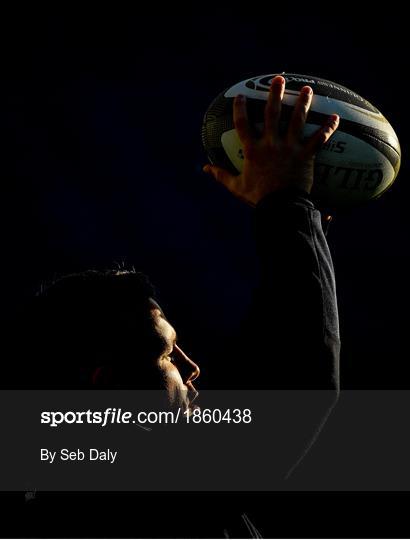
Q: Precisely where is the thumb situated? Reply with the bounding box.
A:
[203,164,236,191]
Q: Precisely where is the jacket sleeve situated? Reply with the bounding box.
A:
[238,187,340,391]
[227,188,341,480]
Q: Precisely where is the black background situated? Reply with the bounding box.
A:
[1,7,409,538]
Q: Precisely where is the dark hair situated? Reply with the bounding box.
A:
[8,269,167,388]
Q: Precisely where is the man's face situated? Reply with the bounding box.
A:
[150,300,200,410]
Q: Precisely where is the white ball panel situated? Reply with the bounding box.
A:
[221,127,396,206]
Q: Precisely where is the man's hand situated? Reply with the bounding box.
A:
[203,75,340,206]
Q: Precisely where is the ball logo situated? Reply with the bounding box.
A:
[282,76,316,84]
[247,74,316,92]
[322,140,347,154]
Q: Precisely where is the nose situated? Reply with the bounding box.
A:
[173,344,200,385]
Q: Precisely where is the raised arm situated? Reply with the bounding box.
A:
[203,75,340,390]
[204,76,340,478]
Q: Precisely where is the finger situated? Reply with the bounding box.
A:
[203,164,237,192]
[286,86,313,146]
[233,94,253,145]
[264,75,285,144]
[300,114,340,159]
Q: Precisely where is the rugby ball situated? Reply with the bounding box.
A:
[202,73,401,209]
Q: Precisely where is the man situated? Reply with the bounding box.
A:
[3,75,341,536]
